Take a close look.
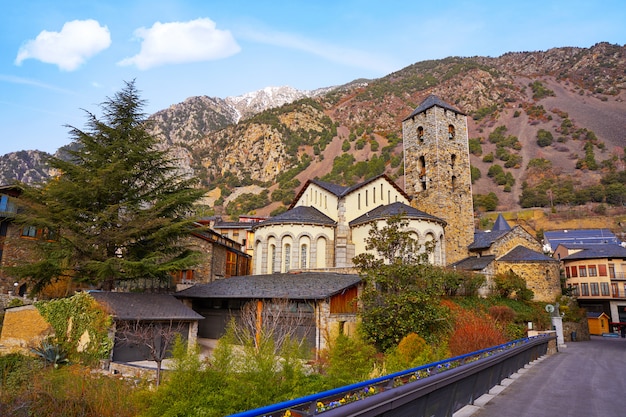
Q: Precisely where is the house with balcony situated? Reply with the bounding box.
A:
[559,243,626,330]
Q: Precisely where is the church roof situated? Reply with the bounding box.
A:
[175,272,361,300]
[498,245,557,263]
[403,94,466,120]
[468,229,510,251]
[290,174,410,209]
[492,214,511,231]
[253,205,336,229]
[451,255,496,271]
[349,201,446,227]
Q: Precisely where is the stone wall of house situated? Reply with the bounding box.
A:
[315,300,358,352]
[491,226,542,257]
[185,236,215,283]
[403,104,474,265]
[495,261,561,302]
[0,223,37,294]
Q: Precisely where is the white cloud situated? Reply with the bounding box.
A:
[15,19,111,71]
[118,18,240,70]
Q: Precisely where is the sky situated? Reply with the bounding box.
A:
[1,1,625,156]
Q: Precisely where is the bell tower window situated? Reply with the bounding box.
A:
[448,124,455,140]
[417,126,424,142]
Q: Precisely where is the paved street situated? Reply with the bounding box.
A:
[462,336,626,417]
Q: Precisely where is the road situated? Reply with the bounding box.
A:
[464,336,626,417]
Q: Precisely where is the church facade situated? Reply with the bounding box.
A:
[251,174,446,274]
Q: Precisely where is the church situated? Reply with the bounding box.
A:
[178,95,561,351]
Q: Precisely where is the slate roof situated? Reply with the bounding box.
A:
[468,229,510,251]
[349,201,445,227]
[498,245,557,263]
[544,229,621,248]
[492,214,511,231]
[587,312,609,319]
[290,174,410,209]
[89,292,204,321]
[451,255,496,271]
[175,272,361,300]
[561,244,626,261]
[253,206,336,229]
[403,94,466,120]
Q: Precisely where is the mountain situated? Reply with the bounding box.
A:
[2,42,625,217]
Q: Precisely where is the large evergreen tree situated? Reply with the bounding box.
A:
[12,81,205,293]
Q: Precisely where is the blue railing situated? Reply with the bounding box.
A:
[230,333,555,417]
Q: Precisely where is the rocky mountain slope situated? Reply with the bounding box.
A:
[2,42,625,218]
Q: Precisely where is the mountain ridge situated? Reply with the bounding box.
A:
[2,42,625,216]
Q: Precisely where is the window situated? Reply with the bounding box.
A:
[609,264,616,279]
[588,265,598,277]
[612,283,619,297]
[300,244,308,269]
[571,284,579,296]
[226,252,237,277]
[601,282,610,296]
[590,283,599,296]
[580,283,589,296]
[599,264,607,276]
[417,126,424,142]
[448,124,455,139]
[269,244,276,273]
[358,193,361,210]
[565,266,570,278]
[22,225,37,238]
[579,266,587,277]
[571,266,578,277]
[284,243,291,272]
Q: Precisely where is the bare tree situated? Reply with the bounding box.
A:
[235,298,312,354]
[115,319,187,386]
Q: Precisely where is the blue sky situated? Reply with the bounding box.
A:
[1,0,625,156]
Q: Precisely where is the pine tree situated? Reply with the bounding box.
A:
[12,81,205,293]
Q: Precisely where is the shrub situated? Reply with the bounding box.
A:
[448,311,506,356]
[325,333,379,386]
[385,333,441,373]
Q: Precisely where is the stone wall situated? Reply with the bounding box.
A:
[495,261,561,302]
[490,226,542,257]
[403,105,474,265]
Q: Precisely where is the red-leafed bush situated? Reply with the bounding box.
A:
[448,311,507,357]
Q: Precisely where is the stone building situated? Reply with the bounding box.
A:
[251,174,446,274]
[402,95,475,265]
[452,214,561,302]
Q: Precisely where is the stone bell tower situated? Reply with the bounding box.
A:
[402,95,474,264]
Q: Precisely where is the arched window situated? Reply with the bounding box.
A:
[301,244,308,269]
[284,243,291,272]
[417,126,424,142]
[448,124,455,140]
[269,244,276,273]
[451,175,457,191]
[451,154,456,168]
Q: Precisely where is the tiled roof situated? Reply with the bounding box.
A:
[562,244,626,261]
[451,255,496,271]
[498,245,557,263]
[468,229,509,251]
[89,292,204,321]
[349,201,445,227]
[175,272,361,300]
[403,94,465,120]
[253,206,336,229]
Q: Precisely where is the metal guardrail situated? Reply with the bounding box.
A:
[230,333,555,417]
